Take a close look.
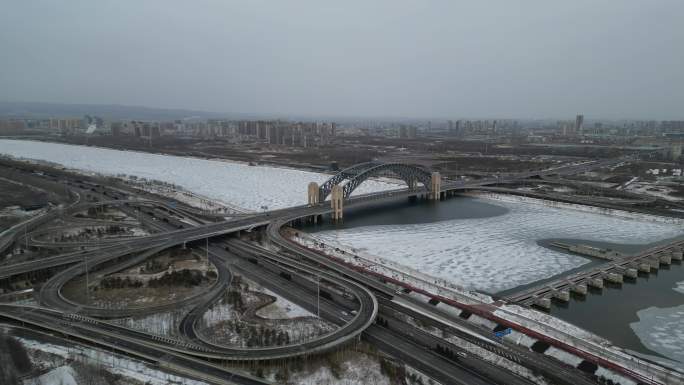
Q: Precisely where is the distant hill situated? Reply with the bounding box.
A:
[0,101,438,122]
[0,101,237,121]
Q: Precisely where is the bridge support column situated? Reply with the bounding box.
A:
[624,268,638,279]
[637,262,651,273]
[659,253,672,265]
[430,172,441,201]
[308,182,320,205]
[670,250,683,261]
[570,283,587,296]
[616,266,638,279]
[552,289,570,302]
[604,272,623,284]
[533,296,551,310]
[588,278,604,289]
[331,185,343,221]
[648,258,660,270]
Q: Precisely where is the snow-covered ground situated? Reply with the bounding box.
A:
[253,285,315,319]
[25,366,78,385]
[0,139,400,211]
[111,305,194,337]
[626,181,683,202]
[18,334,209,385]
[311,195,683,293]
[630,280,684,372]
[287,353,390,385]
[594,367,638,385]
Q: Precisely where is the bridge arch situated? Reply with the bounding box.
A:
[318,162,433,201]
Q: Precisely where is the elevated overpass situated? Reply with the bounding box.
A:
[4,156,679,385]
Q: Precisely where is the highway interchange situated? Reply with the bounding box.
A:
[0,156,678,385]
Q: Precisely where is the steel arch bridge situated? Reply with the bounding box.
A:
[318,162,433,201]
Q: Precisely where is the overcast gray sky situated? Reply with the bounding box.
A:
[1,1,682,119]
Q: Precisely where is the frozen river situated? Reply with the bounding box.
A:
[309,195,683,293]
[0,139,398,211]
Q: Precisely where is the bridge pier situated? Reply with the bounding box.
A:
[658,253,672,265]
[570,283,588,296]
[430,172,441,201]
[533,296,551,310]
[331,185,343,221]
[307,182,320,205]
[615,266,638,279]
[604,272,623,284]
[671,250,683,261]
[636,262,651,274]
[647,258,660,270]
[588,278,604,289]
[551,289,570,302]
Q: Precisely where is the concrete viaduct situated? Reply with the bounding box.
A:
[505,242,684,309]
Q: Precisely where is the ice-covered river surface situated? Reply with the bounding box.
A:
[629,282,684,373]
[308,195,683,293]
[305,195,684,370]
[0,139,398,211]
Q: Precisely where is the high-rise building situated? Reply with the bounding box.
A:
[407,125,417,139]
[110,122,122,136]
[575,114,584,135]
[670,144,682,161]
[398,125,408,138]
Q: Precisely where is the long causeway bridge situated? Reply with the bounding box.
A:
[504,240,684,308]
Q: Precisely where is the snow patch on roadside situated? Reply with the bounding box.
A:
[544,346,583,366]
[253,285,314,319]
[25,366,77,385]
[595,366,638,385]
[405,365,444,385]
[288,353,390,385]
[18,336,209,385]
[503,330,537,348]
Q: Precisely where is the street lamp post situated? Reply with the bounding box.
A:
[84,254,89,305]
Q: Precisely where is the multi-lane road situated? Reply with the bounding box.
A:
[1,156,672,385]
